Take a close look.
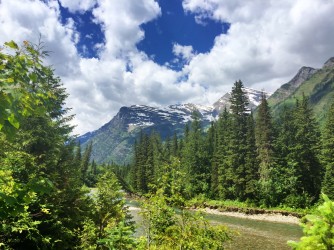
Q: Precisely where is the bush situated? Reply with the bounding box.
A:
[288,194,334,249]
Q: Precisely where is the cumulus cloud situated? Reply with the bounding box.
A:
[182,0,334,100]
[59,0,97,13]
[1,0,334,135]
[173,43,195,62]
[92,0,161,58]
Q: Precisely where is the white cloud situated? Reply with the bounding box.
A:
[59,0,97,13]
[173,43,195,62]
[181,0,334,102]
[92,0,161,58]
[1,0,334,135]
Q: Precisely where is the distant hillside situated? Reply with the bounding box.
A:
[269,57,334,122]
[268,66,318,107]
[78,88,266,164]
[79,55,334,165]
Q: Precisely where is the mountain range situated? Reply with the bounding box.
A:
[79,57,334,164]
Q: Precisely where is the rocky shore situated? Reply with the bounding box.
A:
[202,207,300,224]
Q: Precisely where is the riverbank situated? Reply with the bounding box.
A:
[201,207,300,224]
[127,200,300,224]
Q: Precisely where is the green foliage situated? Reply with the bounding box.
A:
[98,220,138,250]
[270,63,334,125]
[215,80,259,201]
[0,40,57,136]
[140,188,232,250]
[82,141,93,184]
[76,219,97,250]
[288,194,334,250]
[93,170,136,249]
[255,93,276,205]
[321,101,334,199]
[181,111,211,197]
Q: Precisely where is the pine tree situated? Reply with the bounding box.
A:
[150,131,163,183]
[272,105,299,206]
[244,113,259,200]
[75,142,82,166]
[255,93,275,204]
[321,101,334,199]
[275,96,322,207]
[209,122,219,198]
[292,95,322,203]
[255,93,274,182]
[181,111,210,197]
[171,132,179,157]
[227,80,251,200]
[82,141,93,184]
[0,40,94,249]
[214,108,233,199]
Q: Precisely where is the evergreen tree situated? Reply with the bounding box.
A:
[209,122,219,198]
[150,131,163,183]
[255,93,274,182]
[215,108,232,199]
[244,113,259,200]
[171,132,179,157]
[75,141,82,166]
[292,95,322,204]
[321,101,334,199]
[275,96,322,207]
[181,111,210,197]
[0,40,94,249]
[82,141,93,184]
[130,131,158,194]
[272,105,299,206]
[227,80,253,200]
[255,93,275,205]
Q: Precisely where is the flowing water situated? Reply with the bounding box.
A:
[126,199,302,250]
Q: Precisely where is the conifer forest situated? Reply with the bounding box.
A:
[1,40,334,249]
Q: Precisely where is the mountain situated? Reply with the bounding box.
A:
[268,66,318,108]
[268,57,334,121]
[78,56,334,164]
[78,88,266,164]
[214,87,269,112]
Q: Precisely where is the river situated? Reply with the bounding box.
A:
[126,199,302,250]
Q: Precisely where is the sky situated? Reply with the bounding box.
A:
[1,0,334,135]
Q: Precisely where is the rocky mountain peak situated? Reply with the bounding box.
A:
[213,87,269,112]
[323,57,334,69]
[268,66,318,106]
[290,66,318,88]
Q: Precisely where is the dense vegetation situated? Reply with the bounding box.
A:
[0,40,140,249]
[130,80,334,209]
[0,41,231,249]
[2,40,334,249]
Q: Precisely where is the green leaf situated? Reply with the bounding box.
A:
[29,72,37,83]
[7,113,20,129]
[4,41,18,50]
[5,78,14,83]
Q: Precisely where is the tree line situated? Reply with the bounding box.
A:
[0,40,138,249]
[130,80,334,208]
[0,40,232,249]
[2,39,334,249]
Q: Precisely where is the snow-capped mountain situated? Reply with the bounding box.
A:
[78,88,267,164]
[78,56,334,164]
[213,87,271,112]
[123,103,216,132]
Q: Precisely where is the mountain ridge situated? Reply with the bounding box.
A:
[79,88,267,164]
[79,56,334,164]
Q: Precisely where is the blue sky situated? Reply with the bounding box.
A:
[1,0,334,135]
[136,0,228,68]
[58,0,228,69]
